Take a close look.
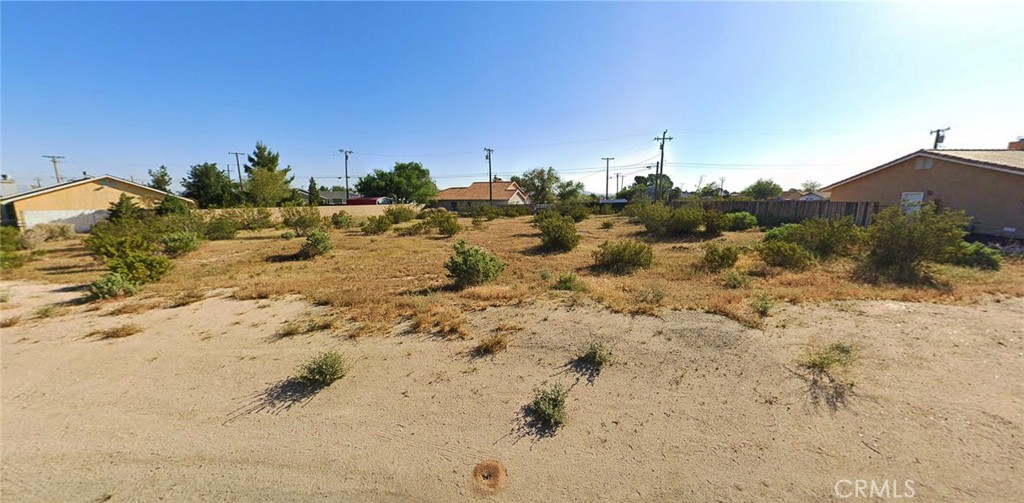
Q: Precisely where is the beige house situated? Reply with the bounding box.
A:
[0,175,194,231]
[822,142,1024,238]
[436,181,529,211]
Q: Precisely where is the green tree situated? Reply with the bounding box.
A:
[243,141,295,207]
[355,161,438,203]
[801,180,822,193]
[307,177,321,206]
[181,162,237,208]
[511,167,562,204]
[147,165,173,192]
[696,181,722,198]
[155,196,191,217]
[107,194,144,222]
[741,178,783,200]
[555,179,585,201]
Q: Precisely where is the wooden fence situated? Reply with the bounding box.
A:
[689,200,881,226]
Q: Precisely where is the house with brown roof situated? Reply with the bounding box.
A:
[822,139,1024,238]
[436,181,529,211]
[0,175,195,232]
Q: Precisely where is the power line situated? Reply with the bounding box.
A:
[929,127,950,149]
[42,155,65,183]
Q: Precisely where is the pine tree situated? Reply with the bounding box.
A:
[147,165,173,192]
[307,177,321,206]
[243,141,295,207]
[107,194,144,222]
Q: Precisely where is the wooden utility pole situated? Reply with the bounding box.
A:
[228,152,245,185]
[653,130,672,200]
[602,157,615,200]
[484,148,494,205]
[929,127,950,149]
[339,149,353,203]
[42,155,65,183]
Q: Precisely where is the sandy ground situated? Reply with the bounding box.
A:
[1,281,1022,501]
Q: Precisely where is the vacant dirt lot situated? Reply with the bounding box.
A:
[2,278,1022,501]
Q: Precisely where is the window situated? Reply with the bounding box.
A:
[900,192,925,213]
[914,158,933,170]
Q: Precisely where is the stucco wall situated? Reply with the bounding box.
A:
[829,157,1024,237]
[10,179,171,230]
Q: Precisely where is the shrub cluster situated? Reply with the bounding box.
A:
[552,272,586,291]
[725,211,758,231]
[161,231,201,257]
[628,202,730,238]
[444,240,506,287]
[383,205,417,224]
[943,241,1002,271]
[204,215,240,240]
[551,199,591,222]
[592,239,653,273]
[462,204,533,220]
[701,243,740,272]
[395,211,460,237]
[88,272,140,299]
[756,240,813,271]
[224,206,276,230]
[280,205,323,237]
[535,212,581,252]
[329,211,355,229]
[297,351,349,387]
[299,230,334,259]
[859,204,972,283]
[361,215,393,235]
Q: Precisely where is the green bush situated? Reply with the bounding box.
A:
[552,199,591,222]
[384,205,417,224]
[600,220,615,230]
[725,211,758,231]
[204,216,240,240]
[537,214,581,252]
[763,223,801,242]
[751,295,775,317]
[1,226,21,252]
[88,272,140,299]
[528,383,568,429]
[701,243,740,272]
[702,211,730,237]
[300,230,334,259]
[361,215,393,235]
[944,241,1002,271]
[156,213,207,236]
[34,223,76,240]
[444,240,506,288]
[85,222,159,261]
[108,252,172,284]
[296,351,349,387]
[782,217,862,259]
[280,205,323,236]
[757,241,813,270]
[553,272,586,291]
[664,206,705,236]
[161,231,201,257]
[226,206,276,230]
[431,212,461,237]
[0,251,25,270]
[592,239,653,273]
[395,221,432,236]
[155,196,191,217]
[280,231,296,240]
[577,340,612,368]
[635,203,673,235]
[861,204,971,283]
[329,211,355,229]
[722,269,751,289]
[467,204,499,220]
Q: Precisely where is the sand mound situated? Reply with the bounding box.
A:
[472,460,507,493]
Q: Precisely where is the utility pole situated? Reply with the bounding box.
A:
[339,149,353,203]
[602,157,615,200]
[42,155,65,183]
[653,130,673,200]
[719,177,726,197]
[484,148,494,205]
[228,152,245,185]
[33,177,42,188]
[615,173,622,194]
[929,127,950,149]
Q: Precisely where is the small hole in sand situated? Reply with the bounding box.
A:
[472,460,507,492]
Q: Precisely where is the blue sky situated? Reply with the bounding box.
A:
[2,1,1022,195]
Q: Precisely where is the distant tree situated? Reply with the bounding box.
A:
[801,180,822,193]
[243,141,295,207]
[181,162,237,208]
[555,179,585,201]
[511,167,564,204]
[156,196,190,217]
[147,165,173,192]
[107,194,144,222]
[696,181,723,198]
[355,161,438,203]
[741,178,784,200]
[329,185,344,192]
[307,177,321,206]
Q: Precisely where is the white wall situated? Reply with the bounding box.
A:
[22,210,108,232]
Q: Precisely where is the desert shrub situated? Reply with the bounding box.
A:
[329,211,354,229]
[722,269,751,289]
[467,204,499,220]
[577,340,612,368]
[395,221,432,236]
[383,205,417,224]
[16,228,46,250]
[280,231,296,239]
[499,204,534,217]
[528,383,568,428]
[763,223,801,242]
[702,211,730,237]
[296,351,349,387]
[725,211,758,231]
[86,222,160,261]
[634,203,672,234]
[0,251,26,270]
[204,216,240,240]
[107,193,147,222]
[622,196,652,221]
[701,243,740,272]
[300,230,334,259]
[0,226,21,251]
[227,206,276,230]
[34,223,76,240]
[155,196,191,217]
[751,294,775,317]
[471,217,486,229]
[552,199,591,222]
[634,285,665,305]
[757,241,813,270]
[782,217,862,259]
[664,206,705,236]
[537,214,581,252]
[155,213,207,236]
[444,240,506,288]
[475,333,510,355]
[161,231,201,257]
[89,272,140,299]
[592,239,653,273]
[944,241,1002,271]
[361,215,393,235]
[108,252,172,284]
[552,272,586,291]
[801,342,855,373]
[861,204,971,283]
[430,212,461,237]
[600,220,614,230]
[280,205,323,236]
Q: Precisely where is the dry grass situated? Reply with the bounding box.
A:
[34,305,69,318]
[474,333,510,355]
[106,299,163,316]
[7,217,1024,330]
[89,324,144,339]
[1,315,22,328]
[274,314,341,339]
[411,301,470,339]
[169,289,205,308]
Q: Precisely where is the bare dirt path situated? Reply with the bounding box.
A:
[2,281,1022,501]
